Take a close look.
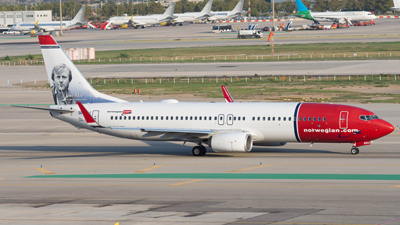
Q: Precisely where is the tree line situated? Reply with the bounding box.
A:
[0,0,396,22]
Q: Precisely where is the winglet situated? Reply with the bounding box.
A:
[221,85,234,103]
[77,102,102,127]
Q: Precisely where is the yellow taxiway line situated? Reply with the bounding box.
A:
[229,165,273,173]
[170,179,204,186]
[34,168,55,175]
[389,184,400,188]
[135,165,163,173]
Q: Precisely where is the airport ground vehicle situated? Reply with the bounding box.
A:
[237,29,263,38]
[212,25,234,33]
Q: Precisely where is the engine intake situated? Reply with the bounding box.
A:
[210,132,253,153]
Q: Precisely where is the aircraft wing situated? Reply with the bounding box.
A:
[130,20,147,25]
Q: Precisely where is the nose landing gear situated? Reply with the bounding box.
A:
[192,145,207,156]
[351,147,359,155]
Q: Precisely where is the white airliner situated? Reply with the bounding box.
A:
[171,0,213,24]
[208,0,246,21]
[295,0,376,25]
[16,35,394,157]
[101,3,176,30]
[10,7,85,34]
[392,0,400,11]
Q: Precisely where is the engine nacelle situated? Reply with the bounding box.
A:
[210,132,253,153]
[254,142,287,146]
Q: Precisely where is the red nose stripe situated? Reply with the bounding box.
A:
[38,35,57,45]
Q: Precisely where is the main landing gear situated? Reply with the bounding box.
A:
[192,145,207,156]
[351,147,360,155]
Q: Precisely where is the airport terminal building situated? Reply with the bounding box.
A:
[0,10,52,28]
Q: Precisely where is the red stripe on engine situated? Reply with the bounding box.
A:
[38,35,57,45]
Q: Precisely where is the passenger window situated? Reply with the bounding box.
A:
[268,117,270,121]
[318,117,321,121]
[190,116,193,120]
[304,117,306,121]
[204,116,207,120]
[252,117,255,121]
[161,116,163,120]
[299,117,301,121]
[289,117,291,121]
[111,116,113,120]
[243,117,245,121]
[181,116,184,120]
[308,117,311,121]
[273,117,275,121]
[220,116,223,120]
[186,116,188,120]
[124,116,126,120]
[283,117,286,121]
[323,117,326,121]
[128,116,131,120]
[176,116,178,120]
[215,116,217,120]
[142,116,144,120]
[263,117,265,121]
[199,116,202,120]
[156,116,158,120]
[120,116,122,120]
[313,117,316,121]
[151,116,153,120]
[234,117,236,121]
[278,117,281,121]
[238,117,241,121]
[195,116,197,120]
[257,117,260,121]
[133,116,135,120]
[137,116,139,120]
[166,116,168,120]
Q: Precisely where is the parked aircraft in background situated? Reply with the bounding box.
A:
[101,3,176,30]
[208,0,246,21]
[16,35,394,157]
[392,0,400,11]
[10,7,85,34]
[294,0,376,25]
[171,0,213,24]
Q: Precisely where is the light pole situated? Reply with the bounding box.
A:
[60,0,63,35]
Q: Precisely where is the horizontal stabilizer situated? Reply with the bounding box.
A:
[12,105,74,113]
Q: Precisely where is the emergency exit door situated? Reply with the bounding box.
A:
[339,111,348,129]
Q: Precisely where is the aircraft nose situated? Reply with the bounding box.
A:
[379,120,394,137]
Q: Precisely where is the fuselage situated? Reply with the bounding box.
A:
[173,12,209,23]
[11,21,78,32]
[311,11,376,22]
[108,15,166,26]
[51,102,393,145]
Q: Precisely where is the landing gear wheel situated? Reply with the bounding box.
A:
[351,147,359,155]
[192,146,206,156]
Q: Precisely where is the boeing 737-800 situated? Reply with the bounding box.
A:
[208,0,245,21]
[16,35,394,156]
[11,7,85,34]
[101,3,176,30]
[171,0,213,24]
[295,0,375,25]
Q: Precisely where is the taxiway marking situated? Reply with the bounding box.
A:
[170,179,204,186]
[34,168,55,175]
[229,165,273,173]
[135,165,163,173]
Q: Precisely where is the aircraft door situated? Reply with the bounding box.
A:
[227,114,233,125]
[218,114,225,125]
[339,111,348,129]
[92,110,100,123]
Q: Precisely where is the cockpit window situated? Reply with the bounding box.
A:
[360,115,379,121]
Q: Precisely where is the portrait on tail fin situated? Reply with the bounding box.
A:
[51,63,76,105]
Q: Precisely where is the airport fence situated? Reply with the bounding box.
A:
[2,51,400,66]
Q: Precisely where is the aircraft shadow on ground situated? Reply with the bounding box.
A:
[0,141,341,159]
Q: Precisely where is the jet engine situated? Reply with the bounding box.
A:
[209,132,253,153]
